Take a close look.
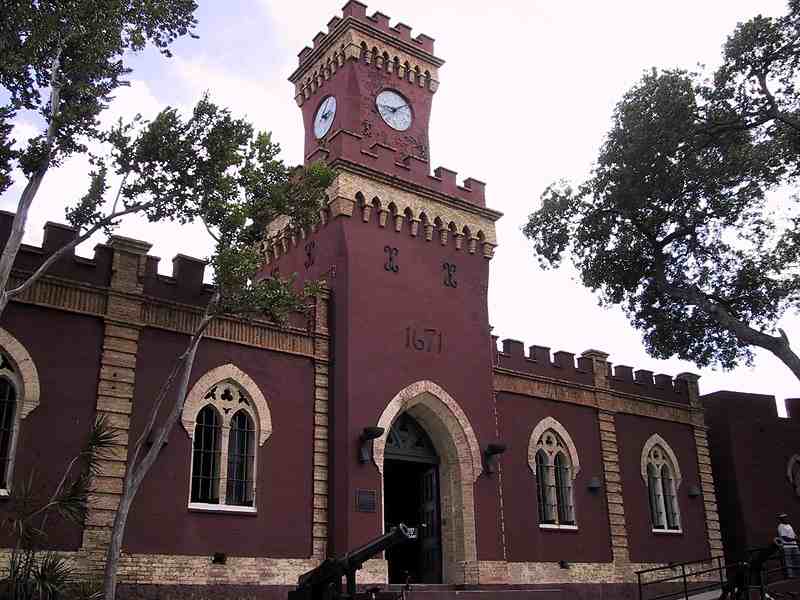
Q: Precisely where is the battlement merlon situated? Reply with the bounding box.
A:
[494,336,699,405]
[262,168,499,265]
[289,1,444,106]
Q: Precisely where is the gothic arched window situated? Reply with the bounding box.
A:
[0,330,41,496]
[529,418,580,528]
[226,410,256,507]
[642,435,682,532]
[0,351,25,493]
[182,365,273,513]
[0,367,18,490]
[191,405,221,503]
[788,455,800,498]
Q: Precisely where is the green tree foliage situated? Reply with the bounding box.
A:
[0,0,199,316]
[95,100,334,600]
[524,2,800,382]
[0,0,198,191]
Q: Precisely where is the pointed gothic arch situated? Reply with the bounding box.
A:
[181,364,272,446]
[0,328,40,420]
[373,380,481,585]
[640,433,682,488]
[527,416,581,478]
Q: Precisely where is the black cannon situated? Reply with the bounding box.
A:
[288,524,417,600]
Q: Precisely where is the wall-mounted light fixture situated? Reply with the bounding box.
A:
[484,442,507,475]
[359,427,385,463]
[558,560,570,569]
[587,476,603,492]
[687,485,702,498]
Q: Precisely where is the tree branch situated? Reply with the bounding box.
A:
[5,201,154,300]
[126,292,219,480]
[651,248,800,380]
[758,71,800,132]
[0,42,67,316]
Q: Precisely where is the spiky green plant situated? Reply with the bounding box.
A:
[2,417,118,600]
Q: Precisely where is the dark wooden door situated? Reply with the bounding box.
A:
[418,465,441,583]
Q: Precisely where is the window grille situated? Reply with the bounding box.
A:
[0,378,15,489]
[647,463,665,529]
[536,450,556,523]
[191,405,221,503]
[789,456,800,497]
[226,410,255,506]
[533,429,576,527]
[661,464,680,530]
[644,441,681,531]
[554,453,574,525]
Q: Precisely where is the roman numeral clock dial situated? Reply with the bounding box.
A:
[376,89,412,131]
[314,95,336,139]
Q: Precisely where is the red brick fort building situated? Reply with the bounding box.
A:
[0,3,797,599]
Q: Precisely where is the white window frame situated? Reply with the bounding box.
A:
[528,417,580,530]
[182,364,273,514]
[641,434,682,533]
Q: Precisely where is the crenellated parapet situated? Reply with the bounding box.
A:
[2,213,311,330]
[494,338,594,386]
[261,168,499,265]
[607,364,692,405]
[493,336,693,404]
[308,134,487,209]
[290,1,442,107]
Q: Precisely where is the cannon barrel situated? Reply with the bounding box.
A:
[293,523,416,598]
[342,523,415,571]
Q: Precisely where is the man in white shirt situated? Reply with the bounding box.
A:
[777,513,799,578]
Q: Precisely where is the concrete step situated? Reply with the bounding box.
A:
[380,586,562,600]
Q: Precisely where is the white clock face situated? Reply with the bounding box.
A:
[313,96,336,139]
[376,90,412,131]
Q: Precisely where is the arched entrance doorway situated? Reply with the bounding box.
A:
[373,380,482,585]
[384,413,441,584]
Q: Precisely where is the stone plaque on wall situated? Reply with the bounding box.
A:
[355,489,377,513]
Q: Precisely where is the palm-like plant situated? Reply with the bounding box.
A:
[3,417,118,600]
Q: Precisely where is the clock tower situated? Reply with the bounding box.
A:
[263,1,503,585]
[291,1,441,164]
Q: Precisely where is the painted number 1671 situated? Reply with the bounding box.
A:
[405,327,443,354]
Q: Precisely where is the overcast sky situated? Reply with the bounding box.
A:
[2,0,798,410]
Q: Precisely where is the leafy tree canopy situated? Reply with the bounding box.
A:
[0,0,198,194]
[524,1,800,381]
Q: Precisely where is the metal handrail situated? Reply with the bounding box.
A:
[636,544,797,600]
[636,556,728,600]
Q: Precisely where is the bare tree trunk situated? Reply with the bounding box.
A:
[102,308,214,600]
[0,46,64,318]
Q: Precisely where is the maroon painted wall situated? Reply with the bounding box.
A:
[0,303,103,550]
[496,392,613,563]
[258,218,346,556]
[261,206,502,559]
[615,414,709,563]
[300,59,434,162]
[342,212,502,560]
[123,328,316,558]
[703,391,800,560]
